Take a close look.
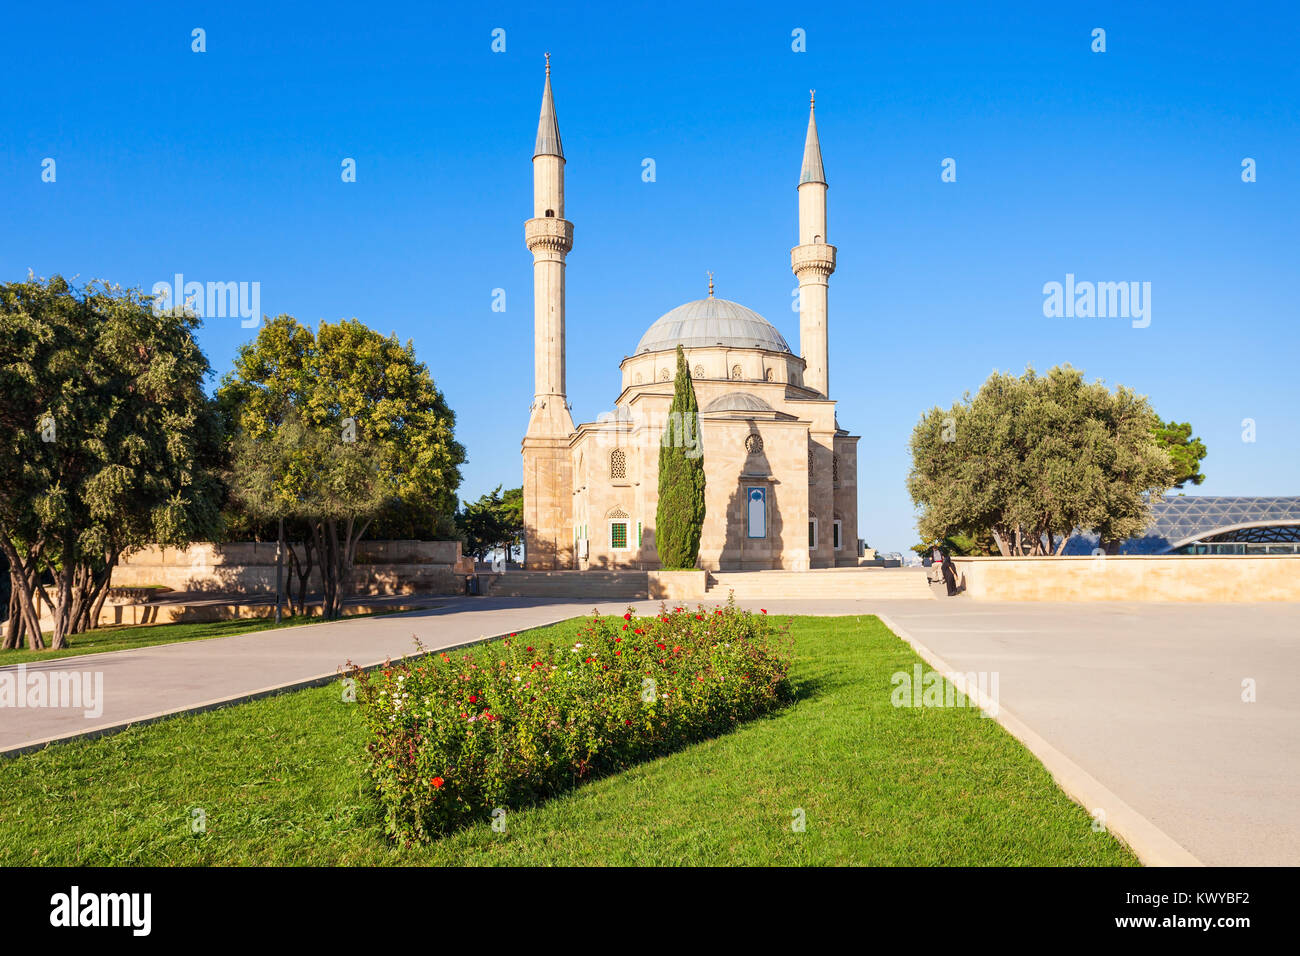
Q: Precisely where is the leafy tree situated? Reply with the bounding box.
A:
[0,275,224,649]
[907,365,1176,556]
[655,345,706,569]
[219,315,464,618]
[911,530,1000,558]
[455,485,523,562]
[1152,418,1206,489]
[500,487,524,561]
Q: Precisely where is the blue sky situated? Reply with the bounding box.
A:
[2,1,1297,554]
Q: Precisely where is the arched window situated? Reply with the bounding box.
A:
[694,364,705,379]
[545,209,555,217]
[731,364,743,381]
[765,368,774,382]
[610,449,627,480]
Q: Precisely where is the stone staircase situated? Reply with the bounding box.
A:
[483,570,650,600]
[706,567,935,600]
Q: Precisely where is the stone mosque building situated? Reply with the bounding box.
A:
[522,58,859,571]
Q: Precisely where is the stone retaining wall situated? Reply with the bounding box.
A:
[951,555,1300,602]
[110,540,469,596]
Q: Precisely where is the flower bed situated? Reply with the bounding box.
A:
[350,601,792,842]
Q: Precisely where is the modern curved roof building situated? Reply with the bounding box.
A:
[1065,496,1300,555]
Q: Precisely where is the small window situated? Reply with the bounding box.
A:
[832,454,840,483]
[694,364,705,378]
[545,209,555,217]
[809,517,819,550]
[731,364,743,381]
[610,448,627,479]
[833,519,843,551]
[610,521,629,550]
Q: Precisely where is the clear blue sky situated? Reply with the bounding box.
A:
[3,1,1297,554]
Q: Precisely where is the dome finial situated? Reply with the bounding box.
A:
[707,271,714,298]
[545,52,551,76]
[810,89,815,110]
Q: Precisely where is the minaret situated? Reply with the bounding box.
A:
[522,54,576,569]
[791,91,836,397]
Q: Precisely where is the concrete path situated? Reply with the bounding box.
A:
[2,594,1295,866]
[875,600,1300,867]
[0,597,627,756]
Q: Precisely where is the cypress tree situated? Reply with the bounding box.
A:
[655,345,706,568]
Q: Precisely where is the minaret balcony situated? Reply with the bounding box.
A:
[525,217,574,254]
[791,242,836,277]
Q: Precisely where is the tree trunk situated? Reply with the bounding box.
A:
[0,535,46,650]
[51,560,74,649]
[274,516,284,625]
[3,580,23,650]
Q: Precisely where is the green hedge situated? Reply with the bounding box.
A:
[352,602,792,842]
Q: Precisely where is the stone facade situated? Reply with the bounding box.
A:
[522,67,860,572]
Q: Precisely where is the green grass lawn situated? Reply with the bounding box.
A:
[0,609,396,666]
[0,615,1138,866]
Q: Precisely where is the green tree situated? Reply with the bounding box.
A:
[0,275,225,649]
[455,485,523,562]
[907,365,1176,556]
[500,487,524,561]
[1152,418,1206,489]
[219,315,464,618]
[655,345,706,569]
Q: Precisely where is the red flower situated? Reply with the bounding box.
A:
[615,637,622,642]
[431,776,444,789]
[526,646,534,652]
[760,608,767,614]
[625,719,632,725]
[655,642,666,650]
[623,612,632,621]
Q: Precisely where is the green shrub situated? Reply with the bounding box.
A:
[351,601,792,842]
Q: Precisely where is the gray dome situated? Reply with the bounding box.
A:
[703,392,774,414]
[636,298,791,354]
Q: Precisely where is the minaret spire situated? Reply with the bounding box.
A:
[534,53,564,159]
[792,91,835,396]
[799,90,826,186]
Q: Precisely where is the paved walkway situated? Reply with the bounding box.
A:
[2,595,1296,865]
[876,600,1300,867]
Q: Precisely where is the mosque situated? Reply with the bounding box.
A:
[522,58,859,571]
